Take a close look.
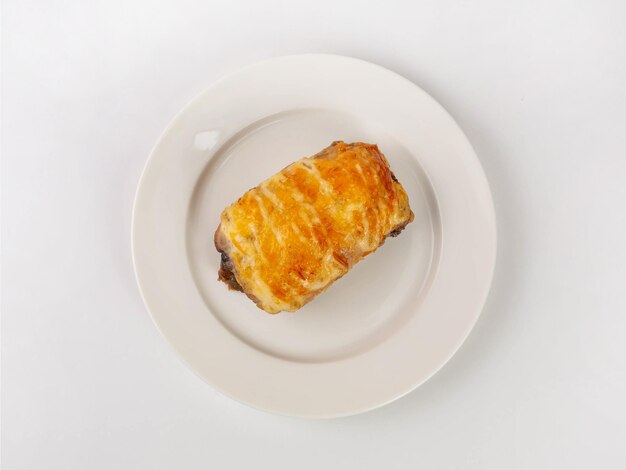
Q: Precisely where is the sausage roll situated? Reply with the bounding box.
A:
[214,141,414,313]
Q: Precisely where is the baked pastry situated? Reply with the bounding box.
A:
[214,141,414,313]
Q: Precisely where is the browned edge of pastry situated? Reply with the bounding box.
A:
[214,224,242,291]
[214,223,269,310]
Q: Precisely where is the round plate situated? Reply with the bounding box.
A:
[132,54,496,418]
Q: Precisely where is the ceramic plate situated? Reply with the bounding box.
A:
[132,54,496,418]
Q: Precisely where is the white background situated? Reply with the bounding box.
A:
[3,0,626,468]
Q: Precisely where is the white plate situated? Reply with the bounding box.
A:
[132,54,496,418]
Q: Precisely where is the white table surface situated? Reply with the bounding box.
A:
[3,1,626,468]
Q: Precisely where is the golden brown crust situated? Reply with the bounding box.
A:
[215,141,414,313]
